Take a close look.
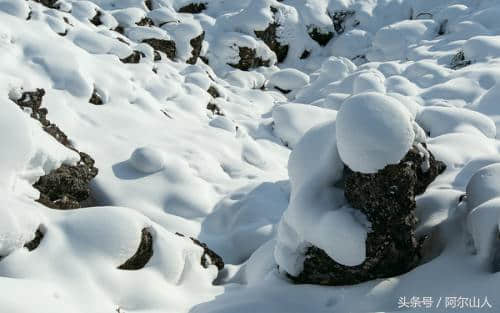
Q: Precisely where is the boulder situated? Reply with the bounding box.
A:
[13,89,98,209]
[291,145,445,285]
[228,47,270,71]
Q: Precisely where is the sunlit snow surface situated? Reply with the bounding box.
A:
[2,0,500,312]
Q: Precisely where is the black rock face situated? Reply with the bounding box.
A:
[33,0,59,9]
[291,145,446,285]
[142,38,177,60]
[450,50,471,70]
[178,3,207,14]
[24,227,45,252]
[120,50,145,63]
[35,152,98,209]
[89,88,104,105]
[255,22,289,63]
[228,47,271,71]
[187,32,205,65]
[308,26,334,46]
[118,228,154,270]
[90,10,103,26]
[176,233,224,271]
[12,89,98,209]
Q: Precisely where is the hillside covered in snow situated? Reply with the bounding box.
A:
[2,0,500,312]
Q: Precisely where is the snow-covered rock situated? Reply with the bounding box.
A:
[336,92,415,173]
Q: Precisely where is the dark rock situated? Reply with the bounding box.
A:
[33,0,59,9]
[450,50,471,70]
[176,233,224,270]
[154,50,161,61]
[329,10,355,34]
[187,31,205,65]
[90,10,102,26]
[291,145,445,285]
[274,86,291,94]
[207,102,224,116]
[34,152,98,209]
[24,227,44,251]
[228,47,270,71]
[200,55,209,65]
[178,2,207,14]
[136,17,154,27]
[300,50,311,60]
[12,89,98,209]
[142,38,176,60]
[120,50,145,64]
[114,25,125,34]
[58,30,68,37]
[145,0,153,11]
[89,88,103,105]
[308,26,334,46]
[438,19,448,36]
[491,229,500,273]
[118,228,154,270]
[254,9,289,63]
[207,86,220,98]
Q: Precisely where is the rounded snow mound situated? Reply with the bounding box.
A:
[466,163,500,209]
[268,68,310,91]
[129,146,166,174]
[336,92,415,173]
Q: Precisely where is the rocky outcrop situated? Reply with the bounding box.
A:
[120,50,145,63]
[291,145,445,285]
[118,228,154,270]
[33,0,59,9]
[307,26,333,46]
[178,3,207,14]
[142,38,176,60]
[329,10,355,34]
[207,103,224,116]
[89,10,103,26]
[24,226,44,252]
[254,8,289,63]
[228,47,270,71]
[176,233,224,270]
[35,152,98,209]
[450,50,471,70]
[187,31,205,65]
[12,89,98,209]
[89,88,103,105]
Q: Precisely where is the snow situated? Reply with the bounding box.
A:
[275,121,367,274]
[267,68,310,92]
[336,92,415,173]
[272,103,337,148]
[4,0,500,312]
[129,146,166,174]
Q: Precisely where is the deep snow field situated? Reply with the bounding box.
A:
[2,0,500,312]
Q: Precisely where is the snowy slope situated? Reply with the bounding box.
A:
[2,0,500,312]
